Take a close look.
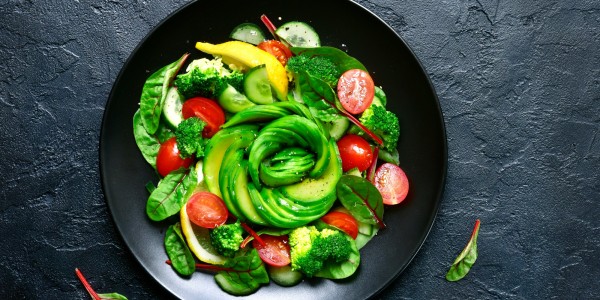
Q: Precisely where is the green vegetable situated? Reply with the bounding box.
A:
[288,226,357,278]
[446,219,481,281]
[287,53,341,86]
[146,167,197,221]
[132,110,160,169]
[267,265,303,287]
[336,175,385,228]
[165,222,196,276]
[98,293,128,300]
[214,249,269,296]
[354,104,400,152]
[174,57,244,100]
[139,54,188,135]
[210,221,245,257]
[290,46,367,78]
[175,117,206,158]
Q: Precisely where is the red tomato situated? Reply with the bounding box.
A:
[185,192,229,228]
[321,211,359,239]
[374,163,409,205]
[257,40,292,66]
[336,134,374,172]
[181,97,225,138]
[337,69,375,114]
[156,137,193,177]
[252,234,291,267]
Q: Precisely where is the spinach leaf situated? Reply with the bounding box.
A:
[336,175,385,228]
[291,46,367,73]
[98,293,128,300]
[133,110,160,169]
[214,248,269,296]
[165,222,196,276]
[146,167,197,221]
[446,219,481,281]
[297,71,343,122]
[139,54,188,135]
[315,234,360,279]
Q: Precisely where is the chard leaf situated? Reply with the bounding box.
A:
[336,175,385,228]
[291,46,367,73]
[165,222,195,276]
[98,293,128,300]
[214,248,269,296]
[315,234,360,279]
[297,71,344,117]
[446,219,481,281]
[146,167,197,221]
[139,54,188,135]
[132,110,160,169]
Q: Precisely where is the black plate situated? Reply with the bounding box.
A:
[100,0,446,299]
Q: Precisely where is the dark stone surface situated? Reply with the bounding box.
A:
[1,0,598,299]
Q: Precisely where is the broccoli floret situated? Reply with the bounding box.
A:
[288,226,353,277]
[175,58,244,99]
[175,117,206,158]
[356,104,400,152]
[209,221,245,257]
[286,54,341,86]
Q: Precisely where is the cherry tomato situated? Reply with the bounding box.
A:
[336,134,374,172]
[321,211,359,239]
[185,192,229,228]
[252,234,291,267]
[374,163,409,205]
[337,69,375,114]
[181,97,225,138]
[257,40,293,66]
[156,137,193,177]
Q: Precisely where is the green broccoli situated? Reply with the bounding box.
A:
[286,54,341,86]
[209,221,245,257]
[175,117,206,158]
[288,226,353,277]
[174,58,244,99]
[350,103,400,152]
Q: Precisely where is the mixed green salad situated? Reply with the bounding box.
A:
[133,15,410,296]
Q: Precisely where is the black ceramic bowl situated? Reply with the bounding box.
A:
[100,0,446,299]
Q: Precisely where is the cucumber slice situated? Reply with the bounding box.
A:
[230,23,266,45]
[275,21,320,47]
[325,117,350,141]
[162,86,184,128]
[268,265,303,287]
[244,64,275,104]
[218,84,255,113]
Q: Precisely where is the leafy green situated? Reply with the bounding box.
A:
[146,167,197,221]
[139,54,188,135]
[336,175,385,228]
[98,292,128,300]
[446,219,481,281]
[297,71,342,123]
[214,249,269,296]
[165,222,196,276]
[132,110,160,169]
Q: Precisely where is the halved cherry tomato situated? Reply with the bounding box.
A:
[257,40,293,66]
[185,192,229,228]
[337,69,375,114]
[181,97,225,138]
[374,163,409,205]
[321,211,359,239]
[252,234,291,267]
[337,134,373,172]
[156,137,193,177]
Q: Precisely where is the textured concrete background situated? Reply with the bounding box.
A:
[1,0,599,299]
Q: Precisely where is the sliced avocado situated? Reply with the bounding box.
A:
[203,125,258,198]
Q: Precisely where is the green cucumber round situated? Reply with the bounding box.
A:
[230,22,266,45]
[275,21,320,47]
[244,64,275,104]
[162,86,184,128]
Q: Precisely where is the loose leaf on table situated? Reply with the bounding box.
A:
[336,175,385,228]
[139,53,188,135]
[165,222,196,276]
[75,268,128,300]
[446,219,481,281]
[98,293,128,300]
[214,248,270,296]
[133,110,161,169]
[146,167,197,221]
